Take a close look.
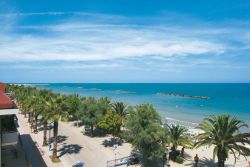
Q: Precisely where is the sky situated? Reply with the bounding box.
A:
[0,0,250,83]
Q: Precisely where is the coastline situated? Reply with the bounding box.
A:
[24,83,250,132]
[11,83,250,167]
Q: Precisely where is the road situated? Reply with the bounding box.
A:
[56,121,133,167]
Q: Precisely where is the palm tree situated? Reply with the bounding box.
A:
[24,91,38,132]
[41,108,50,146]
[47,94,67,161]
[40,91,53,146]
[166,124,192,158]
[111,101,128,118]
[195,114,250,167]
[30,91,45,133]
[111,101,128,133]
[32,99,43,133]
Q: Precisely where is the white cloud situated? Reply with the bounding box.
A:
[1,11,250,76]
[0,22,226,62]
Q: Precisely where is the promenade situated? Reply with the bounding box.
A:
[17,112,63,167]
[17,111,250,167]
[17,112,134,167]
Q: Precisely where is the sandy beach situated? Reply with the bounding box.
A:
[169,145,250,167]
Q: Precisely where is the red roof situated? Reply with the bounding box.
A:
[0,83,6,93]
[0,92,13,109]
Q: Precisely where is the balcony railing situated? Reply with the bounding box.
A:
[1,114,18,146]
[2,131,18,146]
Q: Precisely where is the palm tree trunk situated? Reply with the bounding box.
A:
[34,115,38,133]
[42,121,48,146]
[28,113,31,122]
[30,114,34,132]
[217,148,226,167]
[142,155,150,167]
[218,159,225,167]
[91,125,94,137]
[52,121,58,160]
[181,147,185,157]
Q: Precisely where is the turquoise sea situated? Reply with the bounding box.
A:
[33,83,250,131]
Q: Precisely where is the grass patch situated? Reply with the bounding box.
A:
[49,155,61,163]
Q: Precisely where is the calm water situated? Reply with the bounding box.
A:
[33,83,250,130]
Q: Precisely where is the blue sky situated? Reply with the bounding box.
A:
[0,0,250,83]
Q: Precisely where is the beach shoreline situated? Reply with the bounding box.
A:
[14,83,250,133]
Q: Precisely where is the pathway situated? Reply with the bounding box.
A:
[17,112,134,167]
[17,113,63,167]
[57,121,133,167]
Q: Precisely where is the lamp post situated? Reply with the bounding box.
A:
[114,144,118,166]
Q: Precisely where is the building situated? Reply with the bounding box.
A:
[0,83,19,166]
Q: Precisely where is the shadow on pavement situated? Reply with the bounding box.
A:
[82,127,107,137]
[20,134,47,167]
[38,124,53,132]
[49,135,68,144]
[102,137,123,147]
[58,144,82,157]
[185,157,217,167]
[199,158,217,167]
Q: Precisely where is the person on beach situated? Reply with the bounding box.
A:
[194,154,199,167]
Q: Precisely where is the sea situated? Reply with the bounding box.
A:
[32,83,250,131]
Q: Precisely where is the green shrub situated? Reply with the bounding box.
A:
[175,156,184,164]
[169,150,180,161]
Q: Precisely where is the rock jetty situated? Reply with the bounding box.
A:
[156,93,210,99]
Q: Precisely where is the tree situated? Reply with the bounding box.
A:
[64,94,80,122]
[78,97,104,136]
[98,97,111,115]
[97,109,122,136]
[125,104,165,167]
[111,101,128,132]
[66,94,80,115]
[195,114,250,167]
[112,101,128,118]
[40,90,54,146]
[47,94,68,161]
[31,94,44,133]
[166,124,192,158]
[74,97,86,127]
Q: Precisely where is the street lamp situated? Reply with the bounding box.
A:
[114,144,118,166]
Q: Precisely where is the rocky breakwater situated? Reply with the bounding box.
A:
[156,93,210,99]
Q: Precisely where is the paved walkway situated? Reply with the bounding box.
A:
[17,112,134,167]
[17,113,63,167]
[57,121,133,167]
